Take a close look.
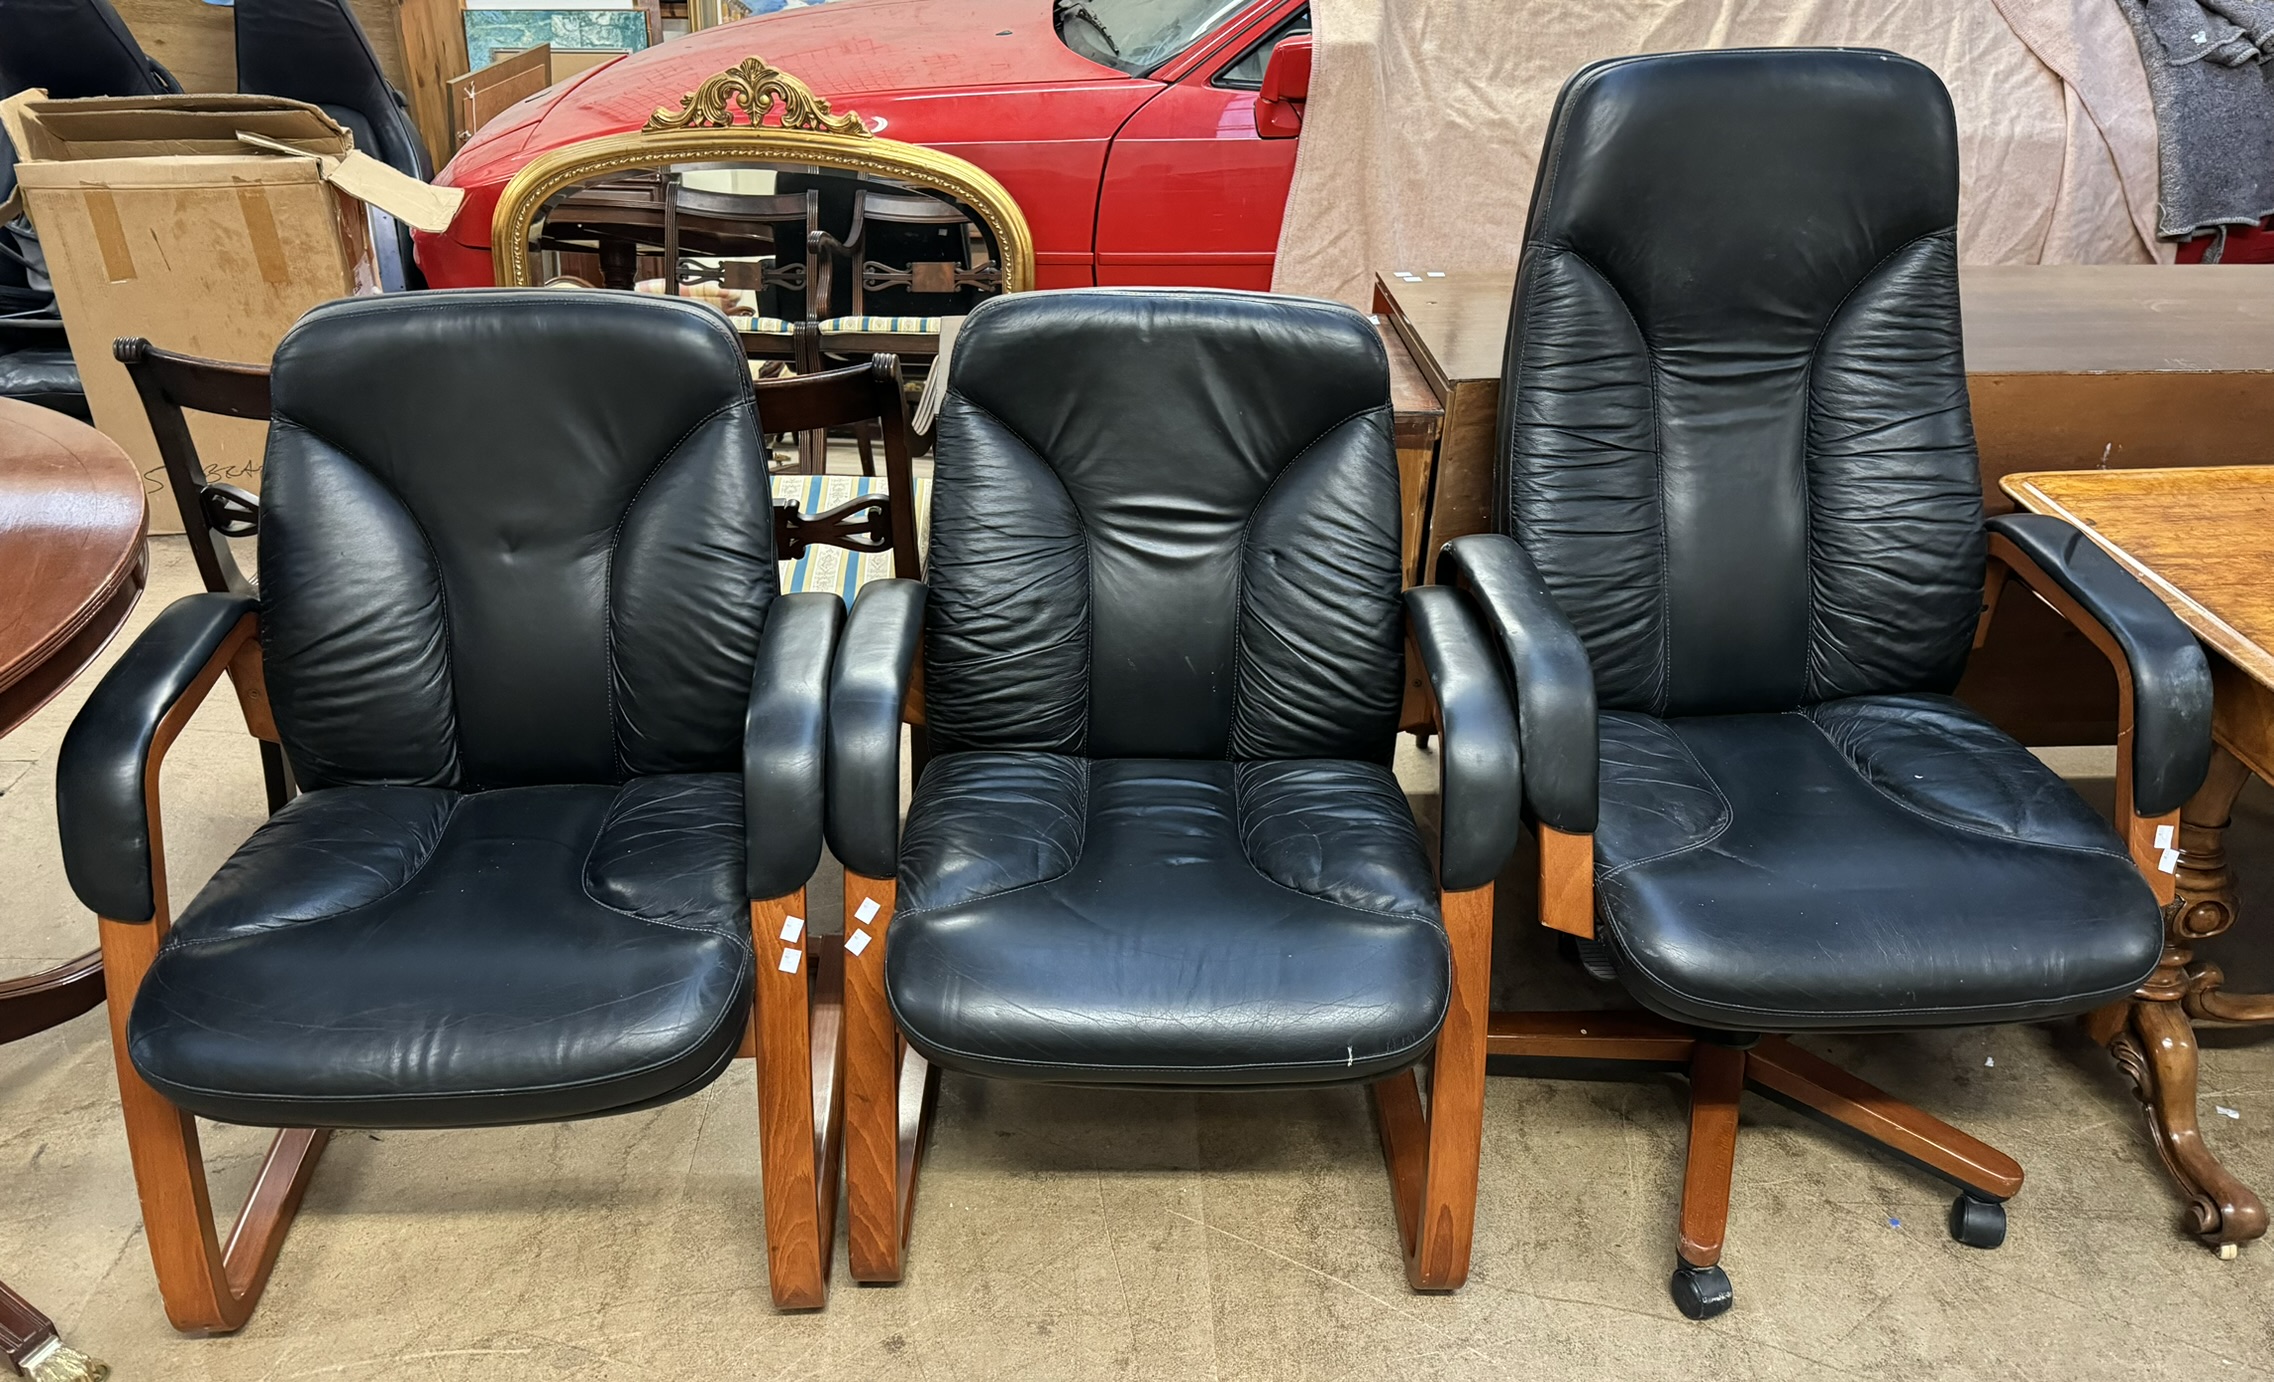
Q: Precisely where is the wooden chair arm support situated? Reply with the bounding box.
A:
[58,598,260,926]
[1984,529,2195,902]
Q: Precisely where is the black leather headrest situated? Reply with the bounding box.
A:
[0,0,177,100]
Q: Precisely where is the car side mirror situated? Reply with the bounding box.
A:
[1253,33,1313,139]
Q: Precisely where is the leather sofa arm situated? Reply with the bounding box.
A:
[745,593,844,900]
[1438,533,1599,833]
[1986,514,2212,818]
[826,578,924,880]
[57,592,259,922]
[1405,585,1523,892]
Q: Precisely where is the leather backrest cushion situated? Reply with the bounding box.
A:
[927,288,1405,761]
[0,0,174,98]
[261,290,776,790]
[1502,48,1983,717]
[233,0,429,178]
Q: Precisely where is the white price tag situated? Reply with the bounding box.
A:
[777,948,802,973]
[778,914,805,944]
[855,897,881,924]
[2154,824,2176,850]
[2159,847,2181,874]
[846,929,872,957]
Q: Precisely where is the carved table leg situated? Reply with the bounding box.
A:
[2106,748,2269,1253]
[1,1277,107,1381]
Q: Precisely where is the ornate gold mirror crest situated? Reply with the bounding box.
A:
[643,56,867,135]
[491,56,1035,294]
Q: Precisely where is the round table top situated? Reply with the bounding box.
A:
[0,399,148,737]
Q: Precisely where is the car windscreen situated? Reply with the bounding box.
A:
[1054,0,1258,76]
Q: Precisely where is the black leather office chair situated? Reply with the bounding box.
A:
[825,288,1521,1292]
[0,0,179,418]
[56,291,849,1331]
[0,0,179,99]
[234,0,433,289]
[1445,48,2211,1320]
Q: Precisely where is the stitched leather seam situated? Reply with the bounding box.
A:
[604,399,752,780]
[1229,761,1443,924]
[893,756,1090,918]
[1797,230,1951,701]
[576,778,754,953]
[1794,707,2133,862]
[1593,902,2156,1025]
[887,990,1450,1079]
[1593,721,1734,881]
[942,390,1094,755]
[266,415,464,787]
[1227,407,1390,759]
[1551,248,1670,716]
[158,792,467,947]
[136,963,751,1104]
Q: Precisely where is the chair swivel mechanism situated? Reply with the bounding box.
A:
[825,288,1523,1291]
[1445,48,2212,1320]
[58,291,849,1330]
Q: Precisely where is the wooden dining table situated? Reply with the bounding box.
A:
[0,398,147,1380]
[2004,466,2274,1254]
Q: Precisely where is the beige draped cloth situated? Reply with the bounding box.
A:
[1273,0,2171,306]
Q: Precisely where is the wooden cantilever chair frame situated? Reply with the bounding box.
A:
[94,345,923,1332]
[1455,541,2187,1302]
[837,625,1492,1292]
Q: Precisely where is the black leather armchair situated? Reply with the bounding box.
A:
[234,0,433,290]
[56,291,848,1331]
[1447,49,2211,1320]
[825,288,1520,1291]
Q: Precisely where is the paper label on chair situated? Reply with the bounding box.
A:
[2154,825,2176,850]
[779,915,805,944]
[855,897,881,924]
[2159,847,2181,874]
[846,929,872,957]
[778,948,802,973]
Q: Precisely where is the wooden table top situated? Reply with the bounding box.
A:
[0,400,148,736]
[2001,466,2274,690]
[1379,264,2274,389]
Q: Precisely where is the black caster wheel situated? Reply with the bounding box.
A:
[1669,1262,1733,1320]
[1948,1193,2007,1249]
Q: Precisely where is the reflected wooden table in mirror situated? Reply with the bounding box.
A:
[0,398,144,1380]
[2004,465,2274,1255]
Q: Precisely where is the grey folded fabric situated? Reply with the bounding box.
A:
[2119,0,2274,242]
[2205,0,2274,56]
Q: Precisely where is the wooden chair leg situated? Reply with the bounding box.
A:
[751,891,842,1310]
[843,874,938,1283]
[98,917,325,1335]
[1677,1042,1744,1269]
[1745,1036,2022,1200]
[1372,881,1491,1291]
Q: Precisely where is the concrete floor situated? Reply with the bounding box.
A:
[4,538,2273,1381]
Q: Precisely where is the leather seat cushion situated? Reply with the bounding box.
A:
[1594,693,2164,1030]
[0,345,87,417]
[127,777,752,1127]
[887,754,1448,1085]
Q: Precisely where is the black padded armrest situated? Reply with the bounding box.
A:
[825,578,924,880]
[1987,513,2212,818]
[1438,533,1599,833]
[1405,585,1523,892]
[745,593,844,900]
[57,592,257,922]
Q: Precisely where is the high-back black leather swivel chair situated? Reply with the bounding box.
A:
[234,0,432,289]
[1444,48,2212,1320]
[57,291,850,1330]
[825,288,1521,1291]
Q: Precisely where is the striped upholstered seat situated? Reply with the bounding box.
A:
[772,473,932,600]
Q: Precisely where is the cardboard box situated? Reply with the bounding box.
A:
[1,92,462,532]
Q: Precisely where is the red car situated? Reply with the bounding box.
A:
[417,0,1315,291]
